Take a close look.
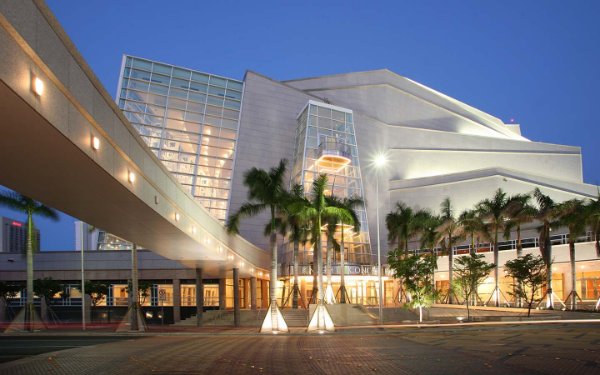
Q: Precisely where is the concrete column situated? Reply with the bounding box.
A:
[195,268,203,326]
[172,279,181,323]
[130,243,139,331]
[250,277,257,310]
[233,268,240,327]
[219,278,226,310]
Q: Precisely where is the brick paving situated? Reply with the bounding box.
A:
[0,323,598,374]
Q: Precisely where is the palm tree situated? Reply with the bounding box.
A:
[413,210,442,293]
[533,188,560,309]
[556,199,587,310]
[475,188,511,307]
[322,206,341,304]
[327,195,362,304]
[504,193,536,257]
[458,209,486,256]
[435,198,463,304]
[227,159,289,332]
[299,174,347,306]
[0,190,58,331]
[586,195,600,257]
[283,184,310,309]
[386,202,415,258]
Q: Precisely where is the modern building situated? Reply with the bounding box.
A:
[114,55,599,307]
[0,216,40,253]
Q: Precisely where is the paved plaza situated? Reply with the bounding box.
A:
[0,322,599,374]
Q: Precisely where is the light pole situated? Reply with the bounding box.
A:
[374,153,386,325]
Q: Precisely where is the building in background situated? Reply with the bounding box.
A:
[0,216,40,253]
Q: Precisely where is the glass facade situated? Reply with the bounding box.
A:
[116,56,242,222]
[285,101,372,270]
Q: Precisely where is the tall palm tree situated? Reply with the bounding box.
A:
[586,195,600,257]
[533,188,560,309]
[386,202,415,258]
[476,188,511,307]
[284,184,310,309]
[227,159,289,332]
[413,210,442,292]
[327,195,362,304]
[556,199,587,310]
[0,190,58,331]
[299,174,347,306]
[322,207,341,304]
[435,198,462,304]
[458,209,486,256]
[504,193,536,257]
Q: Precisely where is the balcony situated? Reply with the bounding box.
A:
[316,139,352,171]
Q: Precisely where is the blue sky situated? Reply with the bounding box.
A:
[2,0,599,249]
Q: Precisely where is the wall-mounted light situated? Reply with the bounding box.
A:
[32,76,44,96]
[175,212,180,222]
[91,135,100,150]
[192,226,197,234]
[128,170,136,184]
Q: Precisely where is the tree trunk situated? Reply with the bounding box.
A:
[448,236,454,304]
[340,228,346,304]
[326,235,332,293]
[317,217,324,304]
[292,240,299,309]
[26,210,34,332]
[494,229,499,307]
[516,226,523,257]
[569,240,576,310]
[545,228,553,310]
[418,306,423,323]
[270,230,278,329]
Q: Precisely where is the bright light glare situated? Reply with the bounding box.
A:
[374,153,387,167]
[92,136,100,150]
[128,171,136,183]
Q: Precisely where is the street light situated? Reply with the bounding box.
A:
[374,153,387,325]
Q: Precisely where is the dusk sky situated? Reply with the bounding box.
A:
[2,0,599,250]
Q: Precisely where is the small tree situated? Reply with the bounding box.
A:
[33,277,62,305]
[453,254,495,320]
[504,254,546,317]
[127,280,152,306]
[388,253,438,323]
[84,281,109,307]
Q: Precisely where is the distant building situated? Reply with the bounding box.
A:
[75,221,135,251]
[0,216,40,253]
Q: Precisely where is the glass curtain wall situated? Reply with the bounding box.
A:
[116,56,242,222]
[285,101,372,272]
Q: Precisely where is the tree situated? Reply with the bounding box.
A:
[504,254,547,317]
[126,280,151,305]
[453,254,495,320]
[227,159,289,332]
[504,193,536,257]
[413,210,442,293]
[556,199,587,309]
[586,195,600,257]
[435,198,463,304]
[388,253,438,323]
[386,202,415,257]
[33,277,62,305]
[84,281,109,307]
[476,188,511,306]
[298,174,348,306]
[334,196,362,304]
[533,188,560,309]
[0,190,59,331]
[282,184,310,309]
[458,209,486,256]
